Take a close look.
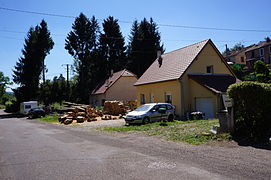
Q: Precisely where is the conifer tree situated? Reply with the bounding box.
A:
[13,20,54,103]
[65,13,99,103]
[99,16,127,77]
[127,18,164,77]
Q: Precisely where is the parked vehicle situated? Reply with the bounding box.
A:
[28,108,46,119]
[20,101,38,115]
[124,103,175,125]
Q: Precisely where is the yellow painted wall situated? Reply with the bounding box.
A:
[135,42,234,118]
[135,80,181,115]
[106,76,137,101]
[181,42,233,116]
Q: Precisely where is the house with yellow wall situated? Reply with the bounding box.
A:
[90,69,137,106]
[134,39,237,119]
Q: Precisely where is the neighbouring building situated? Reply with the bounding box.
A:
[134,39,237,119]
[245,39,271,68]
[90,69,137,106]
[224,46,252,65]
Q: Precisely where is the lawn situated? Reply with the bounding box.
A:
[35,115,59,123]
[100,119,231,145]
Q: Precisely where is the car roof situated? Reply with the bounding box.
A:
[144,103,172,106]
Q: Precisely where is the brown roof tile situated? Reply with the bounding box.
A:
[188,74,236,93]
[134,39,209,86]
[91,69,136,95]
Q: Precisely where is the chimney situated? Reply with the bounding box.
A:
[157,50,163,67]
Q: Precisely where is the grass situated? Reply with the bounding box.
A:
[35,115,59,123]
[100,119,232,145]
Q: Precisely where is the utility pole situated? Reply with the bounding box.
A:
[62,64,72,100]
[42,60,46,84]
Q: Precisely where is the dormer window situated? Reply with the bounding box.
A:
[259,48,264,56]
[206,65,214,73]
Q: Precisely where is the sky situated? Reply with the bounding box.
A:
[1,0,271,91]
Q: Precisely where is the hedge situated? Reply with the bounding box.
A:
[227,81,271,141]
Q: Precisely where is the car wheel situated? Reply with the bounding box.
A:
[142,117,150,124]
[167,115,174,122]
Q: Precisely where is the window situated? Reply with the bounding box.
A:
[165,92,172,104]
[166,105,173,110]
[240,56,244,62]
[150,93,154,103]
[206,65,214,73]
[25,105,31,109]
[251,51,255,58]
[140,94,145,104]
[259,48,264,56]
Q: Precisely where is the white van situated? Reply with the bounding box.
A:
[20,101,38,115]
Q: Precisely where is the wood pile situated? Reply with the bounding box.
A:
[103,101,126,115]
[58,105,103,124]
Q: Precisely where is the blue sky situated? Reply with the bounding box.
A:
[1,0,271,91]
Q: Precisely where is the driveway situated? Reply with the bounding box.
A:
[0,110,270,180]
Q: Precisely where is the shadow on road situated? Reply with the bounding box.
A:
[0,111,26,119]
[234,138,271,151]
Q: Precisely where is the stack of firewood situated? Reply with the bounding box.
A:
[59,106,103,125]
[103,101,126,115]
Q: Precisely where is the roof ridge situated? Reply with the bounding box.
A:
[163,39,210,55]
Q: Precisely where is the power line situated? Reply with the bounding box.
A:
[0,29,261,44]
[0,7,76,19]
[1,6,271,33]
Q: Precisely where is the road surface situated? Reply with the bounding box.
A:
[0,110,270,180]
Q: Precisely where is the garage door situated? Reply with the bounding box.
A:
[196,98,215,119]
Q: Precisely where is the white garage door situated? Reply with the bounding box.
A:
[196,98,215,119]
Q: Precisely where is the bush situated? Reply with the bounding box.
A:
[5,100,20,113]
[227,81,271,142]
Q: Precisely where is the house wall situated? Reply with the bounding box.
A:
[106,76,137,101]
[135,80,181,115]
[135,42,234,118]
[89,94,106,107]
[234,51,246,65]
[181,42,234,117]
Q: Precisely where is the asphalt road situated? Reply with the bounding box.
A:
[0,110,270,180]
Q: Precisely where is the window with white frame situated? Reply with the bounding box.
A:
[165,92,172,104]
[259,48,264,56]
[140,94,145,104]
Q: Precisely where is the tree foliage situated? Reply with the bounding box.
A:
[98,16,127,77]
[0,71,12,104]
[13,20,54,103]
[228,82,271,142]
[65,13,99,103]
[127,18,164,77]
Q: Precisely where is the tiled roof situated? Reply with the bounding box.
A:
[188,74,236,93]
[245,41,271,52]
[134,39,210,86]
[91,69,136,95]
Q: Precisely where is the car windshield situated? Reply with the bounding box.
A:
[134,104,153,112]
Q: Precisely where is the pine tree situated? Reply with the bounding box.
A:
[65,13,99,103]
[13,20,54,103]
[127,18,164,77]
[98,16,127,77]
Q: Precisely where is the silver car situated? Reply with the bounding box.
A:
[124,103,175,124]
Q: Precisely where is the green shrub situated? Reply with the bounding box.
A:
[227,81,271,142]
[5,100,20,113]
